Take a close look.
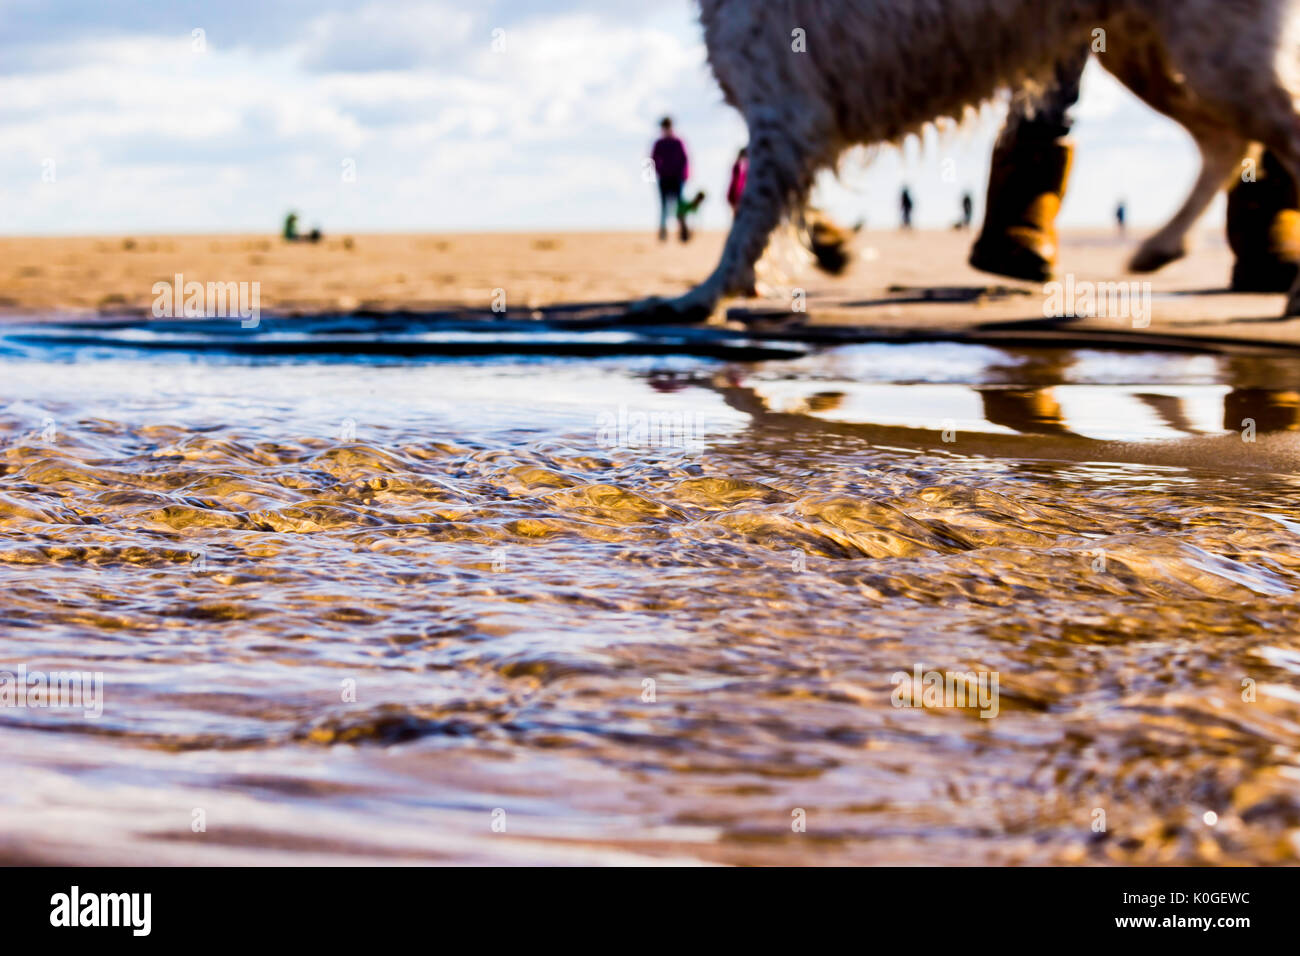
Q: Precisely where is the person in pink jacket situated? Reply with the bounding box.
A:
[727,147,748,215]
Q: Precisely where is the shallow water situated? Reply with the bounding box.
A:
[2,331,1300,864]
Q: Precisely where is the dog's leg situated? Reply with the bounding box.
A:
[1242,98,1300,314]
[629,107,826,323]
[1267,138,1300,316]
[1168,85,1300,313]
[1129,133,1248,274]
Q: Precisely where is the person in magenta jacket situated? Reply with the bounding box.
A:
[651,117,691,242]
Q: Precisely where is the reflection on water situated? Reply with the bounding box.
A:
[1,336,1299,865]
[744,346,1300,442]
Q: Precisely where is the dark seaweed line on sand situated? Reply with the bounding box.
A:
[6,302,1299,358]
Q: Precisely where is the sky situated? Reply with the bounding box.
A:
[0,0,1218,235]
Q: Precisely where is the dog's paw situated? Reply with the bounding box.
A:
[624,291,720,325]
[1128,241,1186,274]
[809,234,851,275]
[806,212,854,276]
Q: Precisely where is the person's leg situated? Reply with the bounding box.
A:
[658,180,676,241]
[969,48,1088,282]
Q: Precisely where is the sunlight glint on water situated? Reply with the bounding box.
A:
[2,341,1299,864]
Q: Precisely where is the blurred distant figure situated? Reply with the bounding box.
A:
[727,147,748,215]
[900,187,914,230]
[283,211,322,243]
[1116,200,1127,236]
[960,191,974,229]
[651,117,691,243]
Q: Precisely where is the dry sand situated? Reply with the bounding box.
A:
[3,229,1299,350]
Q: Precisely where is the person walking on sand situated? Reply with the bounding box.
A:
[652,117,691,242]
[727,147,749,216]
[282,211,323,243]
[1116,200,1127,237]
[900,187,914,230]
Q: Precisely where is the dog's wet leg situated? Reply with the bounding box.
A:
[1129,132,1247,274]
[705,109,821,297]
[628,107,825,324]
[1247,103,1300,315]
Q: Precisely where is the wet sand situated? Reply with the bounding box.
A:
[3,229,1296,352]
[0,232,727,317]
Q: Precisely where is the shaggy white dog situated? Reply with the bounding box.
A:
[652,0,1300,319]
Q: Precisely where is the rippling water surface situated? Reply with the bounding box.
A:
[2,332,1300,864]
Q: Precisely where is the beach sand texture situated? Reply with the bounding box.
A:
[3,229,1297,351]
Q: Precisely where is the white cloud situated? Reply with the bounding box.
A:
[0,1,1208,235]
[297,2,477,73]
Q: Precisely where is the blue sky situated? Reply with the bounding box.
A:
[1,0,1214,235]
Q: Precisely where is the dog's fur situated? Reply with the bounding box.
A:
[659,0,1300,319]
